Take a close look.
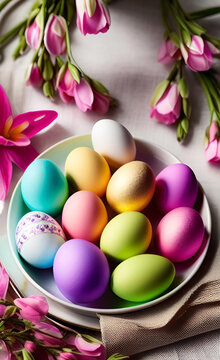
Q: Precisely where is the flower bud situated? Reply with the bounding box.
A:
[180,35,212,72]
[44,15,66,56]
[25,11,43,49]
[25,63,42,87]
[205,121,220,163]
[158,39,181,65]
[76,0,111,35]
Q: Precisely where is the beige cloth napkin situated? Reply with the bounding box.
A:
[99,233,220,356]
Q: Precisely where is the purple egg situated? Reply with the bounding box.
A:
[53,239,110,303]
[155,163,198,213]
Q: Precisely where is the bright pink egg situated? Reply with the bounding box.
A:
[155,163,198,213]
[156,207,205,262]
[62,190,108,243]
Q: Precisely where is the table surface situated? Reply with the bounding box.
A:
[0,0,220,359]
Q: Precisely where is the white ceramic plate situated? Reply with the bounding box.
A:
[6,135,211,328]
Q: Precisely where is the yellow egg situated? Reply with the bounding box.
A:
[65,147,111,197]
[106,161,155,212]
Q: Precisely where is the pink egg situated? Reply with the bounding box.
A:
[62,190,108,243]
[155,163,198,213]
[156,207,205,262]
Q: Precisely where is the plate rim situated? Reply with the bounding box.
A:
[7,134,212,315]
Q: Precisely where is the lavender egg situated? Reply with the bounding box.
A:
[53,239,110,303]
[155,163,198,213]
[156,207,205,262]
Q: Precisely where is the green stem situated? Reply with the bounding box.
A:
[189,6,220,20]
[60,0,64,16]
[198,72,220,122]
[0,0,13,11]
[0,18,27,45]
[64,19,82,73]
[161,0,172,36]
[167,60,180,82]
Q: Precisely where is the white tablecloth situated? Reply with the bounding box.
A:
[0,0,219,359]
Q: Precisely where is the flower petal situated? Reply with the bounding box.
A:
[12,110,57,139]
[7,144,38,171]
[0,85,12,133]
[73,78,94,112]
[14,296,49,323]
[0,148,12,202]
[0,264,9,299]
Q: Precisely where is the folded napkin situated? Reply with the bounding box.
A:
[99,234,220,357]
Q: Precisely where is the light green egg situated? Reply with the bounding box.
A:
[111,254,175,302]
[100,211,152,262]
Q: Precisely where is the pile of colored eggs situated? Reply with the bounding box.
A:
[15,119,205,305]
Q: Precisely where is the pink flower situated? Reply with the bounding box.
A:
[76,0,110,35]
[14,296,49,323]
[181,35,213,72]
[0,263,9,299]
[44,14,66,56]
[25,63,42,87]
[24,341,37,353]
[34,322,64,346]
[0,85,57,203]
[150,82,181,125]
[205,121,220,163]
[56,68,76,104]
[92,89,110,114]
[73,78,94,112]
[0,340,11,360]
[58,354,77,360]
[25,12,43,49]
[66,334,106,360]
[24,341,50,359]
[158,39,181,65]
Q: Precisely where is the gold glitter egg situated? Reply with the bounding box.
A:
[106,161,155,212]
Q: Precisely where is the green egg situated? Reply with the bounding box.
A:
[100,211,152,262]
[111,254,175,302]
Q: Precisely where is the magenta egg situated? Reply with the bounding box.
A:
[155,163,198,213]
[156,207,205,262]
[53,239,110,303]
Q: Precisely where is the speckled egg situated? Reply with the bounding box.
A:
[53,239,110,303]
[64,147,111,197]
[111,254,175,302]
[91,119,136,168]
[15,211,66,269]
[155,163,198,213]
[156,207,205,262]
[106,161,155,212]
[62,190,108,243]
[100,211,152,262]
[21,159,69,217]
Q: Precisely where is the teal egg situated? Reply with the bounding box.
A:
[111,254,175,302]
[21,159,69,217]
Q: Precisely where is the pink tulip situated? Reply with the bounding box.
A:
[0,85,57,202]
[25,63,42,87]
[73,78,94,112]
[205,121,220,163]
[56,68,76,104]
[44,14,66,56]
[0,340,11,360]
[92,89,110,114]
[34,322,64,346]
[76,0,110,35]
[0,264,9,299]
[25,12,43,49]
[181,35,213,72]
[14,296,49,323]
[58,354,77,360]
[158,39,181,65]
[66,334,106,360]
[150,82,181,125]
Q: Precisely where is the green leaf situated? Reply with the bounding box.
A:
[151,79,170,107]
[68,63,81,84]
[90,78,109,95]
[81,334,102,344]
[22,349,35,360]
[178,77,188,98]
[181,29,191,46]
[56,62,67,86]
[3,306,17,319]
[43,81,55,99]
[107,354,129,360]
[169,32,180,47]
[181,117,189,133]
[66,0,75,25]
[186,20,206,36]
[182,98,191,118]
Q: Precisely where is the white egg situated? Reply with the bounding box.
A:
[91,119,136,168]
